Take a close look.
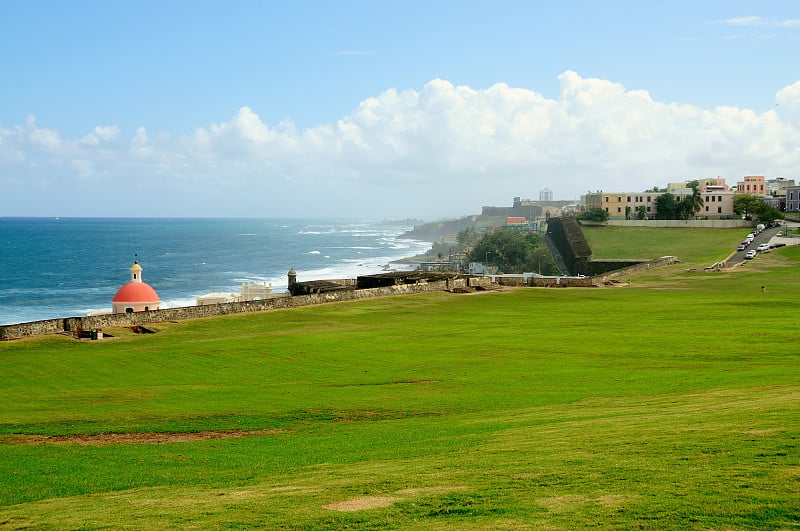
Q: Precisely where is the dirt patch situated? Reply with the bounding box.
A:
[324,485,469,512]
[324,496,400,511]
[1,428,289,446]
[537,493,638,511]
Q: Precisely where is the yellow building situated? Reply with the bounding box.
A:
[600,193,629,219]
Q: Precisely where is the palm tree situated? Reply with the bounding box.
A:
[687,181,703,218]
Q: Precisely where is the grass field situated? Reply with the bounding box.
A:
[581,225,744,264]
[1,231,798,529]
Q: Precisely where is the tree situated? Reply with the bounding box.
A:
[686,181,704,218]
[577,208,609,222]
[754,202,784,223]
[733,195,784,223]
[467,229,558,274]
[636,205,648,220]
[733,195,762,220]
[456,227,480,248]
[655,193,680,219]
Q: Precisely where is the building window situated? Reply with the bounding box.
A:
[718,207,722,214]
[617,207,621,213]
[605,207,609,212]
[605,197,609,202]
[647,196,651,202]
[627,197,631,202]
[647,207,651,212]
[705,206,709,211]
[718,196,722,202]
[617,196,621,202]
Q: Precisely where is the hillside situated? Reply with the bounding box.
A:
[399,215,506,242]
[0,242,798,528]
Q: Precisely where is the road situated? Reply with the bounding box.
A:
[726,224,785,266]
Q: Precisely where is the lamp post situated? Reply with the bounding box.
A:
[485,251,490,273]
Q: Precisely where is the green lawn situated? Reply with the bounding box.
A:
[0,237,798,529]
[581,225,745,264]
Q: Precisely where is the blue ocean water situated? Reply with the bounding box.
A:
[0,218,430,325]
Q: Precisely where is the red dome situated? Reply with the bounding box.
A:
[112,282,160,303]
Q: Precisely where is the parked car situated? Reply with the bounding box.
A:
[745,250,757,259]
[756,243,770,252]
[737,245,746,251]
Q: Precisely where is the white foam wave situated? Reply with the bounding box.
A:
[308,250,321,255]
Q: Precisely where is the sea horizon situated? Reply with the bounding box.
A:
[0,217,432,326]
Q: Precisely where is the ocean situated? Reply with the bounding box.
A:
[0,218,431,325]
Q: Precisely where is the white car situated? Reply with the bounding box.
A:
[745,250,757,259]
[756,243,769,252]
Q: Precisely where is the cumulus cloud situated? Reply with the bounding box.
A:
[2,72,800,217]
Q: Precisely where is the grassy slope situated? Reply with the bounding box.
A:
[581,225,743,264]
[0,234,798,529]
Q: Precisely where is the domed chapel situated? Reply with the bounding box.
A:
[111,259,161,314]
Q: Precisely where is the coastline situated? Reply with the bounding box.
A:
[0,218,432,326]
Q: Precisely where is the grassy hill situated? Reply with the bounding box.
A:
[1,231,798,528]
[581,225,743,264]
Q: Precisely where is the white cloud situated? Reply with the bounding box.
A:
[723,16,765,26]
[2,72,800,217]
[80,125,120,145]
[776,80,800,123]
[722,16,800,28]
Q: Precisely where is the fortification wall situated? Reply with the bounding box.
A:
[594,256,680,283]
[528,277,594,287]
[597,220,753,228]
[1,278,469,341]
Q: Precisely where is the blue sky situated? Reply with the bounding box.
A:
[1,1,799,218]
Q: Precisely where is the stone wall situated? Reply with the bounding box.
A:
[1,278,469,341]
[593,256,680,284]
[546,216,593,276]
[598,220,753,228]
[528,277,594,287]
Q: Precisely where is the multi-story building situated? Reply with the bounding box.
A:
[699,191,735,218]
[767,177,795,194]
[585,189,736,219]
[583,193,602,211]
[539,188,553,201]
[736,176,766,195]
[600,193,628,219]
[786,186,800,212]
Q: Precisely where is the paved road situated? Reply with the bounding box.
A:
[726,224,785,266]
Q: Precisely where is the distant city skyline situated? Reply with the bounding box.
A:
[1,1,799,219]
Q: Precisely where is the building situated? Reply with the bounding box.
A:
[196,282,282,306]
[700,190,735,218]
[736,176,766,195]
[786,186,800,212]
[111,260,161,314]
[539,188,553,201]
[600,193,628,219]
[767,177,795,194]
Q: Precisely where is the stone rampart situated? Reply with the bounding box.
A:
[528,277,594,287]
[1,279,469,341]
[600,220,752,228]
[593,256,680,284]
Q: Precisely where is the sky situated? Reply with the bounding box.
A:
[1,0,799,220]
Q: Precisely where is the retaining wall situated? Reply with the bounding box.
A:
[1,278,468,341]
[593,256,680,284]
[600,220,753,228]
